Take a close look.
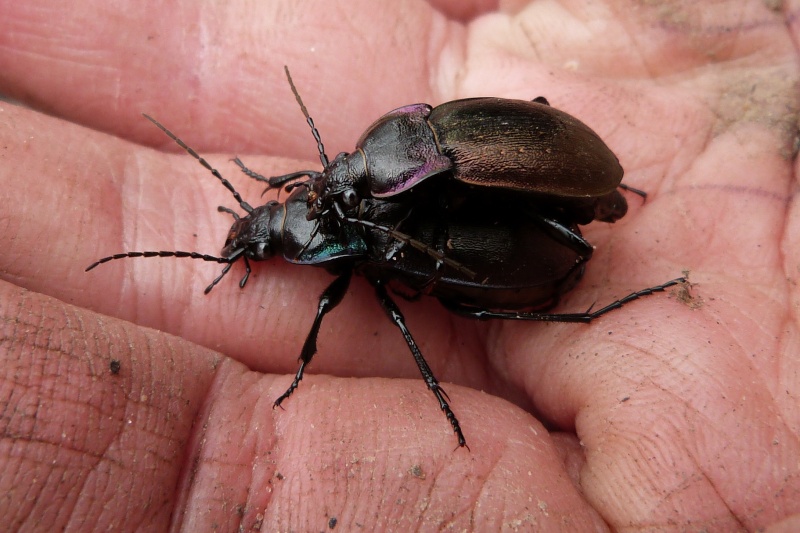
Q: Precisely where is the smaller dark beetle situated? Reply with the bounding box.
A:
[87,115,684,449]
[256,68,629,229]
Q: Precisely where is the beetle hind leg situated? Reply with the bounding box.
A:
[441,277,686,321]
[372,280,468,449]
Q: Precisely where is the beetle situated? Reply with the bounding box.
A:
[87,115,685,448]
[250,67,633,229]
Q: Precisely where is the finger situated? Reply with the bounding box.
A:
[0,280,607,530]
[487,2,800,529]
[0,1,440,155]
[0,279,222,530]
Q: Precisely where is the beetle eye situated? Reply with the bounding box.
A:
[341,188,359,208]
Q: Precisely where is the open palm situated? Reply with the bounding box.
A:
[1,1,798,530]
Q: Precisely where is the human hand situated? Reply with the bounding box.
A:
[1,1,798,530]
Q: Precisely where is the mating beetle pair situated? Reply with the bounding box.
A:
[259,69,630,239]
[87,69,684,448]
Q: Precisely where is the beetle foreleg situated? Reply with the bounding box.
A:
[273,270,353,409]
[372,280,468,449]
[234,157,321,193]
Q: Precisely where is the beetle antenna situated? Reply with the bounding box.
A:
[142,114,254,215]
[294,219,323,261]
[85,251,242,293]
[284,65,329,168]
[86,251,232,271]
[341,215,478,280]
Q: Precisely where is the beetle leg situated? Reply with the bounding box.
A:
[534,215,595,259]
[270,170,321,190]
[233,157,321,196]
[273,270,353,409]
[619,183,647,201]
[441,277,687,321]
[372,280,468,449]
[232,157,271,183]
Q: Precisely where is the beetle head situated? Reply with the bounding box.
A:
[307,151,367,220]
[220,202,279,261]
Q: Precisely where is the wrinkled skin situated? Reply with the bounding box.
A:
[1,1,799,531]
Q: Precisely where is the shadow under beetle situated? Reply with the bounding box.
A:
[87,88,684,448]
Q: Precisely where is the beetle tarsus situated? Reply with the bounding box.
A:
[232,157,269,184]
[619,183,648,201]
[273,359,306,409]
